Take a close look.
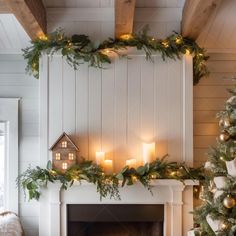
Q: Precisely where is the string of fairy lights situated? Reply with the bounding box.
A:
[23,27,209,85]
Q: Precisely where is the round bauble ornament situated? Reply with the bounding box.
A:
[223,195,236,209]
[219,117,231,128]
[219,130,230,142]
[227,96,236,104]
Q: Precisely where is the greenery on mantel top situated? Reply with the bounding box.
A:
[22,26,209,85]
[18,156,204,201]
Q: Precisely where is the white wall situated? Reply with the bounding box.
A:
[40,54,192,172]
[0,55,39,236]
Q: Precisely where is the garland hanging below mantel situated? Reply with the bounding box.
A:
[18,156,204,201]
[22,27,209,85]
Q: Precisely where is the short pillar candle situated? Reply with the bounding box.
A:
[104,160,113,174]
[126,159,137,168]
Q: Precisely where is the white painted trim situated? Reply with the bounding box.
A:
[0,98,19,214]
[42,180,197,236]
[39,54,49,167]
[182,55,193,166]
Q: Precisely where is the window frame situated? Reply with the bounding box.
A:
[0,98,19,214]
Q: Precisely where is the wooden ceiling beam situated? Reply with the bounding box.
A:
[0,0,11,13]
[4,0,47,40]
[115,0,136,38]
[181,0,222,40]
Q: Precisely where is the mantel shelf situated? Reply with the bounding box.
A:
[47,179,199,190]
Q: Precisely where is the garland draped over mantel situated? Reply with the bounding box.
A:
[18,156,203,201]
[23,27,209,85]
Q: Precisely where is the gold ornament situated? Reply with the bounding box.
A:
[219,131,230,142]
[223,195,236,209]
[219,117,231,128]
[162,40,169,48]
[220,221,228,230]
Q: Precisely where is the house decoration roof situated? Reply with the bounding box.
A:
[49,132,79,151]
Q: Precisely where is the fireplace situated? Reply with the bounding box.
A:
[39,180,196,236]
[67,204,164,236]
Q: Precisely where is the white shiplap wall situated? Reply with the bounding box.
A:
[40,54,192,172]
[0,55,39,236]
[39,53,193,236]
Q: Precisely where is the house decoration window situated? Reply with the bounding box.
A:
[61,141,67,148]
[62,163,68,170]
[55,153,61,160]
[68,153,74,160]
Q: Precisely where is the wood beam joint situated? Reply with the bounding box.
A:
[4,0,47,40]
[115,0,136,38]
[181,0,222,40]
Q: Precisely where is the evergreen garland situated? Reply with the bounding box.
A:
[22,27,209,85]
[18,156,203,201]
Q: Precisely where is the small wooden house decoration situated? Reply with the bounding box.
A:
[50,132,79,172]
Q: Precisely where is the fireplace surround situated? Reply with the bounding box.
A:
[39,54,194,236]
[39,179,196,236]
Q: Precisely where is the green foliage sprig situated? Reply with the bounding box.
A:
[18,156,203,201]
[22,27,209,85]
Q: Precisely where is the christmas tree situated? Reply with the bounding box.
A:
[191,83,236,236]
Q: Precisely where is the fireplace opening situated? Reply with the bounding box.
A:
[67,204,164,236]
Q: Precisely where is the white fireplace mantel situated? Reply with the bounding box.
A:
[39,179,198,236]
[39,53,194,236]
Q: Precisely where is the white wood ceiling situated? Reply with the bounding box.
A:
[0,14,30,54]
[42,0,185,8]
[12,0,236,55]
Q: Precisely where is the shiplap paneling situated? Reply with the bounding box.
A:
[40,54,192,172]
[0,55,39,236]
[193,53,236,167]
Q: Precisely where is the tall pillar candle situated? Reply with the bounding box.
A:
[142,142,155,164]
[96,151,105,166]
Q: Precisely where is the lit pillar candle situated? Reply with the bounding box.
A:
[96,151,105,165]
[104,160,113,174]
[126,159,137,168]
[142,142,155,164]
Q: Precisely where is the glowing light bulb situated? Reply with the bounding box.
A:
[175,36,182,44]
[131,176,138,182]
[119,34,133,41]
[162,41,169,48]
[185,49,191,55]
[39,35,48,41]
